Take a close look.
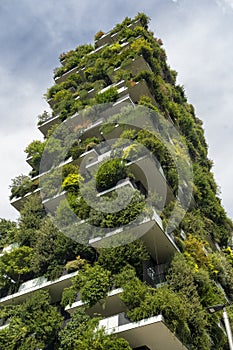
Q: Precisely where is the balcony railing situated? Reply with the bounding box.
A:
[94,19,142,49]
[10,187,41,212]
[89,210,180,264]
[143,261,168,288]
[54,65,80,84]
[99,313,188,350]
[109,55,152,82]
[0,271,78,307]
[38,113,61,137]
[85,150,173,205]
[65,288,126,318]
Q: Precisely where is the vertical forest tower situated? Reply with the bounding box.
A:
[1,13,233,350]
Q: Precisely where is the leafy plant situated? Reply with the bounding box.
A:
[58,308,131,350]
[96,158,127,192]
[96,86,119,104]
[62,173,84,193]
[0,290,63,349]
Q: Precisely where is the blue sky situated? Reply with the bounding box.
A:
[1,0,233,220]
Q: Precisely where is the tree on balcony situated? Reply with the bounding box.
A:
[58,308,131,350]
[0,290,63,349]
[0,245,34,292]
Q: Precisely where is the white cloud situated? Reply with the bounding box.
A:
[1,0,233,221]
[0,65,46,220]
[216,0,233,10]
[153,0,233,217]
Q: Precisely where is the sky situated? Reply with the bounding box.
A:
[0,0,233,221]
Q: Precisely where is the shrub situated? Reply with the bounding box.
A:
[62,264,112,308]
[96,86,119,104]
[94,30,105,41]
[62,173,84,193]
[96,158,127,192]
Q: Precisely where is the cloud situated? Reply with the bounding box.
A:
[216,0,233,10]
[0,64,46,220]
[152,0,233,217]
[1,0,233,220]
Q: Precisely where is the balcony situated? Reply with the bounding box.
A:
[42,190,66,213]
[95,19,142,49]
[38,113,61,137]
[26,154,34,167]
[129,80,155,104]
[143,261,168,288]
[87,43,108,56]
[10,187,40,212]
[96,179,136,198]
[125,55,152,75]
[0,271,78,307]
[39,89,135,138]
[0,323,9,331]
[94,32,115,49]
[98,79,125,95]
[47,97,55,108]
[0,243,19,256]
[65,288,126,318]
[89,210,179,264]
[86,152,173,205]
[85,150,111,171]
[109,56,152,81]
[54,65,79,84]
[99,313,188,350]
[126,156,174,204]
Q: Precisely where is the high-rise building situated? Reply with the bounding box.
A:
[1,13,233,349]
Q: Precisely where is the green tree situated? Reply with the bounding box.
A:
[0,290,62,349]
[0,219,17,249]
[24,140,45,171]
[96,159,127,192]
[59,308,131,350]
[98,240,149,276]
[32,218,94,279]
[0,246,34,287]
[17,196,45,246]
[62,264,112,308]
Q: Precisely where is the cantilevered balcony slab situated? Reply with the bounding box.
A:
[89,211,179,264]
[109,56,152,81]
[129,80,156,105]
[123,55,152,76]
[99,313,188,350]
[94,32,115,49]
[95,19,142,48]
[98,79,126,95]
[86,153,173,205]
[54,65,79,84]
[38,114,60,137]
[26,154,34,167]
[10,188,40,212]
[42,191,66,213]
[0,271,78,307]
[96,179,135,198]
[65,288,126,318]
[126,156,174,204]
[0,323,9,331]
